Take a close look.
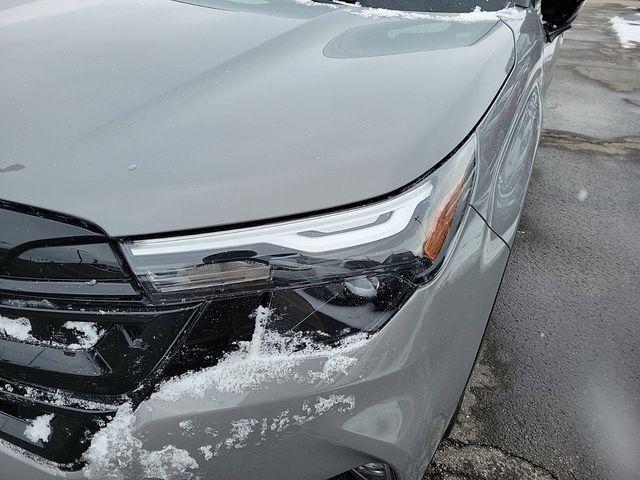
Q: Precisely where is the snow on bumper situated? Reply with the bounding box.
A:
[0,208,509,480]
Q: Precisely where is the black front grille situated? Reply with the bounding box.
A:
[0,202,205,466]
[0,202,291,468]
[0,298,199,396]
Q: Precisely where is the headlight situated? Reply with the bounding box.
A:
[121,135,476,336]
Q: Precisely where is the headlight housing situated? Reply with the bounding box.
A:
[121,135,476,337]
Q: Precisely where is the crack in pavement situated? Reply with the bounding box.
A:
[540,129,640,155]
[426,439,559,480]
[422,345,561,480]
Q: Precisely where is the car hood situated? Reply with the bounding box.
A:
[0,0,515,237]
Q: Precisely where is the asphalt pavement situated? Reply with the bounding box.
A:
[425,2,640,479]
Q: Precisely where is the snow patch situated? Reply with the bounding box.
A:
[1,299,55,309]
[178,419,196,437]
[293,0,339,8]
[247,305,270,359]
[219,418,258,452]
[24,414,54,444]
[0,315,33,342]
[83,404,141,478]
[207,394,356,457]
[178,419,194,430]
[139,446,199,480]
[314,394,356,414]
[16,385,116,412]
[83,404,199,480]
[63,321,104,349]
[611,15,640,49]
[270,410,290,432]
[346,5,524,23]
[84,394,356,474]
[0,315,103,351]
[199,445,213,461]
[152,307,369,403]
[84,306,365,475]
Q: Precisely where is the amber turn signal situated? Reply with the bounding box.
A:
[423,176,469,262]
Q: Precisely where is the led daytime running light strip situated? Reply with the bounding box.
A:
[127,183,434,256]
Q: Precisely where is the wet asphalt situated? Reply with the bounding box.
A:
[425,2,640,480]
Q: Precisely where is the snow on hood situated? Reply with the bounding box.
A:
[347,5,524,22]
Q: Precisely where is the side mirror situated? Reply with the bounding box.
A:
[541,0,585,41]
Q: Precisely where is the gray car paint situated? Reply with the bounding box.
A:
[0,208,510,480]
[0,1,554,479]
[0,0,513,237]
[471,9,555,245]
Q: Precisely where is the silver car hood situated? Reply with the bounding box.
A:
[0,0,515,237]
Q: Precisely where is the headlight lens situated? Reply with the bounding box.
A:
[121,135,476,335]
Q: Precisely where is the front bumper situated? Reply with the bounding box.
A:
[0,208,509,480]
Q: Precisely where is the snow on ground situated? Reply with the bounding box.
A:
[82,306,367,478]
[611,15,640,48]
[23,414,54,444]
